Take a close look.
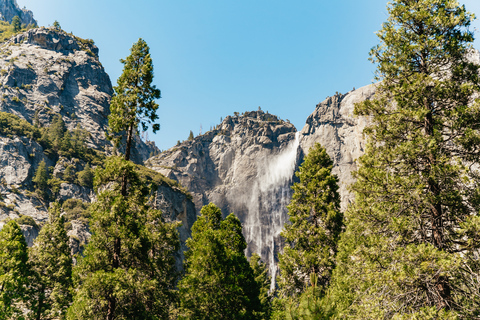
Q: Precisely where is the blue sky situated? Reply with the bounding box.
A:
[16,0,480,151]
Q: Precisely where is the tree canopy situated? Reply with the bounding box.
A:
[109,38,161,162]
[329,0,480,318]
[178,203,262,319]
[278,143,343,298]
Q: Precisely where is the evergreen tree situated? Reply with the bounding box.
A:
[28,203,73,320]
[331,0,480,318]
[108,38,161,162]
[278,143,343,297]
[52,20,61,30]
[33,160,49,200]
[188,130,194,141]
[68,156,180,320]
[250,253,272,320]
[178,203,261,319]
[76,163,93,189]
[0,220,29,319]
[12,16,21,33]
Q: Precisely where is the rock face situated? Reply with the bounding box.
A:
[0,0,36,26]
[0,27,157,160]
[147,110,300,279]
[300,85,376,210]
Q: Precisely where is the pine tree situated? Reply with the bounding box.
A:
[278,143,343,298]
[250,253,272,320]
[12,16,21,33]
[108,38,161,162]
[178,203,261,319]
[68,156,180,320]
[33,160,49,200]
[0,220,29,319]
[28,203,73,320]
[52,20,61,30]
[332,0,480,318]
[188,130,194,141]
[76,163,94,189]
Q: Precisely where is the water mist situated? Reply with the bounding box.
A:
[242,132,300,290]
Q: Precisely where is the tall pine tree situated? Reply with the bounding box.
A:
[108,38,161,163]
[68,157,180,320]
[0,220,29,319]
[28,203,73,320]
[178,203,261,319]
[331,0,480,318]
[278,143,343,298]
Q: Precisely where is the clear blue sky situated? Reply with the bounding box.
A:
[15,0,480,151]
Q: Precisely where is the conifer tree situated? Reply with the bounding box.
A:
[250,253,272,320]
[109,38,161,162]
[68,156,180,320]
[28,203,73,320]
[33,160,49,200]
[12,16,21,33]
[178,203,261,319]
[331,0,480,318]
[0,220,29,319]
[278,143,343,297]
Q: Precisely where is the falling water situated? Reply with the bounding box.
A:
[242,132,300,290]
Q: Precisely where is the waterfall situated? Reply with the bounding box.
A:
[243,132,300,290]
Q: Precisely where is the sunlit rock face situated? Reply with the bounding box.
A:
[300,85,376,210]
[0,0,36,26]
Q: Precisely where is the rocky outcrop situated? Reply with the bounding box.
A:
[0,0,36,26]
[300,85,376,210]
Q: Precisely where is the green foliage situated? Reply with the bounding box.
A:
[61,198,90,228]
[33,160,49,200]
[250,253,272,320]
[76,163,93,189]
[63,164,76,183]
[0,111,104,166]
[28,203,73,319]
[11,16,21,33]
[52,20,61,30]
[178,203,261,319]
[68,156,180,319]
[330,0,480,318]
[15,214,38,229]
[0,111,41,140]
[135,163,192,199]
[108,38,161,161]
[278,143,343,298]
[188,130,194,141]
[0,220,29,319]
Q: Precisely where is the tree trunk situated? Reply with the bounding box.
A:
[106,298,116,320]
[425,108,452,309]
[35,287,44,320]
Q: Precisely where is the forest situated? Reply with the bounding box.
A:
[2,0,480,319]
